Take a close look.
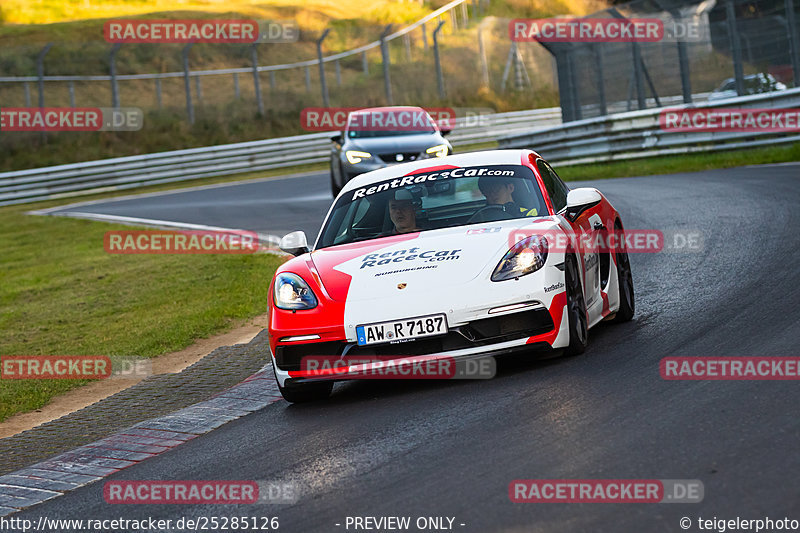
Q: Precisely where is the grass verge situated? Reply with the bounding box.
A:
[0,202,284,423]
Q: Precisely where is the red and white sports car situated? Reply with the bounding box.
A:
[268,149,634,402]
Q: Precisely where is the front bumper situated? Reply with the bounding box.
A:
[271,297,569,387]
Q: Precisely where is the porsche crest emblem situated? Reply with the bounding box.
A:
[397,283,407,290]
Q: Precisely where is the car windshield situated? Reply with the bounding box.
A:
[346,109,437,138]
[316,164,548,249]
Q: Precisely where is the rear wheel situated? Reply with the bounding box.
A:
[274,364,333,403]
[564,253,588,356]
[612,222,635,323]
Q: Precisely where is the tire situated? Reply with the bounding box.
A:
[273,364,333,403]
[564,252,589,356]
[612,223,635,323]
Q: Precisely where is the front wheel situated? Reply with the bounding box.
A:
[564,253,588,356]
[274,364,333,403]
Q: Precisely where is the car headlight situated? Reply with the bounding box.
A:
[345,150,372,164]
[491,235,548,282]
[274,273,318,310]
[425,144,449,158]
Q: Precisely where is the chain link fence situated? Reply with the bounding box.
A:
[518,0,800,121]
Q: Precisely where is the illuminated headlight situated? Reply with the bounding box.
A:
[491,235,548,281]
[274,273,318,310]
[345,150,372,164]
[425,144,449,158]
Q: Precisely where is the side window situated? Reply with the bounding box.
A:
[536,160,569,212]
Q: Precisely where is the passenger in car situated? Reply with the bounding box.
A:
[477,176,538,217]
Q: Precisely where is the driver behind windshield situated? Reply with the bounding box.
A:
[387,190,422,234]
[477,176,538,217]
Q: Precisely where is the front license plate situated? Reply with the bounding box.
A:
[356,314,448,346]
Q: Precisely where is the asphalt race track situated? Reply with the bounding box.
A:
[23,162,800,532]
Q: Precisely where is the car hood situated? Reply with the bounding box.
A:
[343,133,447,155]
[309,217,560,302]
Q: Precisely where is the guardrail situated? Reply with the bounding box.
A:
[499,89,800,166]
[0,107,561,206]
[3,89,793,207]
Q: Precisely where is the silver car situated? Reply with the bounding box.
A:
[707,73,787,102]
[329,106,452,196]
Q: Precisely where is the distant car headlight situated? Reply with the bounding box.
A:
[345,150,372,164]
[491,235,548,281]
[274,273,318,310]
[425,144,449,158]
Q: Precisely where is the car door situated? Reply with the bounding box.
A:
[536,160,600,308]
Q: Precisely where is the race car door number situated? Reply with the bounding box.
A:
[356,314,448,346]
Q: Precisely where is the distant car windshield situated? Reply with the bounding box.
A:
[316,164,548,249]
[346,109,437,139]
[347,130,435,138]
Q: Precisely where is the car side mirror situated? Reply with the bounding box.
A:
[564,188,602,222]
[330,133,342,144]
[280,231,310,256]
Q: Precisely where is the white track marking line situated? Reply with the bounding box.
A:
[28,169,325,215]
[51,211,287,253]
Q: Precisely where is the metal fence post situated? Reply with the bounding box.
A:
[786,0,800,87]
[305,66,311,92]
[422,23,428,50]
[404,34,412,61]
[68,81,76,108]
[194,75,203,105]
[109,43,122,108]
[251,44,264,115]
[632,43,646,110]
[36,43,53,109]
[478,27,490,88]
[182,43,195,124]
[433,20,447,99]
[501,42,516,92]
[335,59,342,86]
[726,0,745,96]
[269,71,276,91]
[593,45,607,116]
[380,25,394,105]
[675,38,692,104]
[155,78,162,109]
[317,29,331,107]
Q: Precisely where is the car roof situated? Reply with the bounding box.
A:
[339,149,535,195]
[349,106,427,115]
